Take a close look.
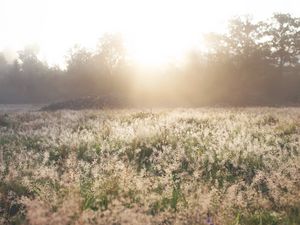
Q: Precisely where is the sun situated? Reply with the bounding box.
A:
[127,39,171,66]
[1,0,211,67]
[1,0,273,67]
[125,32,189,66]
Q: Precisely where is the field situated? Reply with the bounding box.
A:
[1,107,300,225]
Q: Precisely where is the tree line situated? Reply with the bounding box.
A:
[0,13,299,106]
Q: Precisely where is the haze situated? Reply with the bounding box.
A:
[2,1,300,224]
[1,0,299,66]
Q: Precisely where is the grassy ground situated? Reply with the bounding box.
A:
[0,108,300,225]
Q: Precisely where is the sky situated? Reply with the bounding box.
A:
[0,0,299,66]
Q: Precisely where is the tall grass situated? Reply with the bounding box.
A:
[0,108,300,224]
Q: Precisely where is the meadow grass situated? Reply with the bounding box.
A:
[0,108,300,225]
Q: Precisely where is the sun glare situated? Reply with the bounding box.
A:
[125,32,192,66]
[1,0,299,67]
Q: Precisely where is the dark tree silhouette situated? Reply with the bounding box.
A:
[264,14,300,74]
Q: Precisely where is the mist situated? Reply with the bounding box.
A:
[0,14,300,107]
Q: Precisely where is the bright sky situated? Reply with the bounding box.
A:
[0,0,299,66]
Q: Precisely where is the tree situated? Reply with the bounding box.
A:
[264,13,300,74]
[227,16,259,58]
[18,45,50,77]
[95,33,126,76]
[204,16,267,66]
[0,53,8,77]
[66,45,93,72]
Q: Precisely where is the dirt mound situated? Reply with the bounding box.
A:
[41,95,127,111]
